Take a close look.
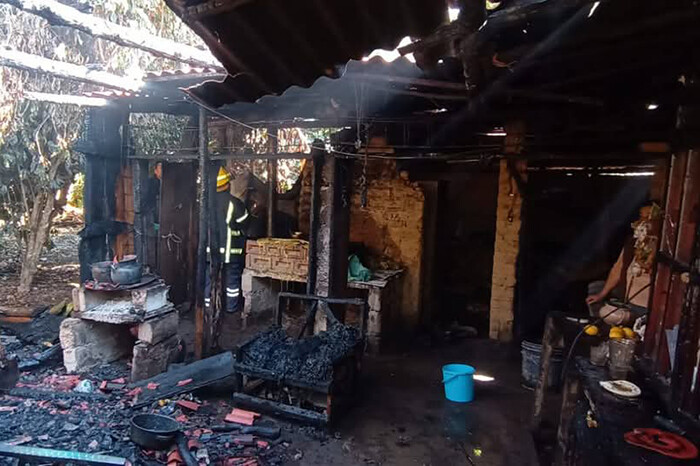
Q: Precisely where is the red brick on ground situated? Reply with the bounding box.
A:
[176,400,200,411]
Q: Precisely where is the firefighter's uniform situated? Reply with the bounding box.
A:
[205,167,250,313]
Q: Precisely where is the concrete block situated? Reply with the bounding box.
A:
[60,318,132,373]
[137,311,179,344]
[71,288,82,312]
[131,335,180,381]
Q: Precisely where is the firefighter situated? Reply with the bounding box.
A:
[205,166,250,313]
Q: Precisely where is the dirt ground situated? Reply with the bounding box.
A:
[292,339,539,466]
[1,222,540,465]
[0,223,80,317]
[183,310,540,466]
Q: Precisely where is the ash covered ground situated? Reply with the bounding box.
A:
[239,324,359,382]
[0,356,328,466]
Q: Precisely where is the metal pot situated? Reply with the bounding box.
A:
[91,261,113,283]
[110,260,142,285]
[130,414,179,450]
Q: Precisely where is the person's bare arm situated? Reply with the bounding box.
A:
[587,249,625,305]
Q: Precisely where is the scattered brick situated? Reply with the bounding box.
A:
[176,400,200,412]
[224,413,254,426]
[125,387,142,397]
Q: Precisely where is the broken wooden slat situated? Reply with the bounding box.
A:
[0,46,142,91]
[231,392,328,426]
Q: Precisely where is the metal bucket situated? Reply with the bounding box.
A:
[521,340,563,389]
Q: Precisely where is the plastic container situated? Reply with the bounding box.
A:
[442,364,475,403]
[521,340,563,389]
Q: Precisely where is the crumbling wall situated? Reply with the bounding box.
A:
[349,162,424,331]
[299,160,425,331]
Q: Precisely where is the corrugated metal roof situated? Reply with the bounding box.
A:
[166,0,446,105]
[185,56,469,127]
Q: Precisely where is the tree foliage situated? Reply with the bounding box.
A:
[0,0,204,292]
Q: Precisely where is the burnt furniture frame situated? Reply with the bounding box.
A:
[232,292,368,426]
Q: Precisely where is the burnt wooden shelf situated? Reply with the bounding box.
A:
[557,357,692,465]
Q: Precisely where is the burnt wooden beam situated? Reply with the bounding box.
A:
[232,392,327,426]
[182,0,254,20]
[23,91,111,106]
[130,351,235,407]
[0,46,142,91]
[129,151,312,161]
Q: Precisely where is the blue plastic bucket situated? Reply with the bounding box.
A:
[442,364,475,403]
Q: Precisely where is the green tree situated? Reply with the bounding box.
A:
[0,0,203,294]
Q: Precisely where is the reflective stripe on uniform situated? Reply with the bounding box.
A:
[231,230,241,237]
[219,247,225,254]
[225,201,235,263]
[226,201,234,224]
[236,211,249,223]
[206,246,210,253]
[231,248,243,255]
[226,287,240,297]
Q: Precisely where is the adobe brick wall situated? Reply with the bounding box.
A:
[489,159,526,341]
[349,162,425,331]
[298,159,425,331]
[245,239,309,281]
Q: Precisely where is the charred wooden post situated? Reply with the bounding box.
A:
[267,128,278,237]
[195,107,211,359]
[306,143,324,298]
[313,150,352,333]
[132,159,148,266]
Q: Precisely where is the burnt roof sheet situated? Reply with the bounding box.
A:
[167,0,446,104]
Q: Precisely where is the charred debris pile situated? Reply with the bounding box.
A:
[239,325,360,383]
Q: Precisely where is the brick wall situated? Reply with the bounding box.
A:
[349,161,425,330]
[245,239,309,282]
[489,159,526,341]
[298,159,425,331]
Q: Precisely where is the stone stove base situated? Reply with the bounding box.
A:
[61,279,180,381]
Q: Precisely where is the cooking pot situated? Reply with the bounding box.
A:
[119,254,138,264]
[130,414,179,450]
[91,261,113,283]
[130,414,198,466]
[111,260,142,285]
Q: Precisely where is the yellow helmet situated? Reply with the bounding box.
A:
[216,166,232,192]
